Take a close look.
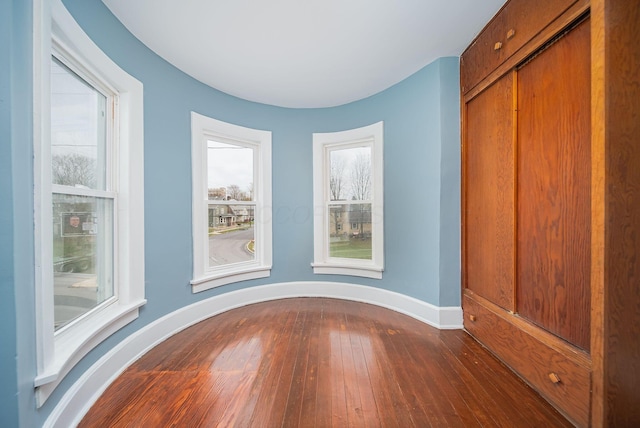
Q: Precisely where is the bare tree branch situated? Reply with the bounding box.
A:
[350,151,371,201]
[52,153,96,188]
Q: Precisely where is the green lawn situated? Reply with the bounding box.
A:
[330,238,372,260]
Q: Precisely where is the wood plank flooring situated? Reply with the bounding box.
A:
[79,298,573,427]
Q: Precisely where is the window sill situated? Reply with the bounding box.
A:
[311,263,383,279]
[191,266,271,293]
[35,298,146,406]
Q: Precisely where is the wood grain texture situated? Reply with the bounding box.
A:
[464,73,516,312]
[463,293,591,427]
[589,2,606,425]
[79,298,572,427]
[591,0,640,425]
[516,17,592,351]
[461,0,578,93]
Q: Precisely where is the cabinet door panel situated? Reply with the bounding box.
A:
[516,18,591,350]
[464,74,515,312]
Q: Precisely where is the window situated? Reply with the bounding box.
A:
[34,0,144,405]
[312,122,384,278]
[191,113,272,292]
[50,55,115,330]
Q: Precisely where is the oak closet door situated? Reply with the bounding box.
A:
[516,17,591,350]
[464,73,515,312]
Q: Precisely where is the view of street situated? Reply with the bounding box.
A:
[209,227,255,267]
[53,227,255,328]
[54,272,99,329]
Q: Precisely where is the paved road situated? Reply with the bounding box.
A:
[54,272,100,329]
[209,227,255,266]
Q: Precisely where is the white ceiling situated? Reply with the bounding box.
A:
[102,0,506,108]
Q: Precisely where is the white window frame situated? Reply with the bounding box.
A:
[312,122,384,279]
[33,0,145,406]
[191,112,272,293]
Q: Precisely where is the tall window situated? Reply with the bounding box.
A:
[50,55,114,330]
[34,0,144,405]
[312,122,384,279]
[191,113,272,292]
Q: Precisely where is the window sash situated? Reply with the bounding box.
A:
[50,46,118,333]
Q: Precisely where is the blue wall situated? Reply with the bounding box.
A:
[0,2,19,426]
[0,0,461,425]
[1,0,38,427]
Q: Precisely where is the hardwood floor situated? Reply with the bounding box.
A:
[79,298,573,427]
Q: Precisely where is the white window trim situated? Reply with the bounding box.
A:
[33,0,145,406]
[312,122,384,279]
[191,112,272,293]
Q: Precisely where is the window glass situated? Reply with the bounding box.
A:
[328,146,373,260]
[52,193,114,330]
[208,204,255,267]
[207,140,254,200]
[50,55,114,332]
[51,57,107,190]
[329,146,371,201]
[207,140,256,268]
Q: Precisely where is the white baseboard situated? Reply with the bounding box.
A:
[46,281,462,428]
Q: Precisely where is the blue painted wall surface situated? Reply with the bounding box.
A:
[438,57,462,306]
[0,1,19,426]
[1,0,38,427]
[0,0,461,425]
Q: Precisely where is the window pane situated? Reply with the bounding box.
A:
[329,146,371,201]
[50,57,107,190]
[207,140,254,201]
[53,193,113,331]
[328,203,372,260]
[208,204,255,267]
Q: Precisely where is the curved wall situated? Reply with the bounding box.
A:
[1,0,461,425]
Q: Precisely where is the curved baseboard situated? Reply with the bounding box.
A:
[46,281,462,427]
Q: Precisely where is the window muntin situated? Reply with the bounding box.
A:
[312,122,384,279]
[50,54,116,332]
[191,113,272,292]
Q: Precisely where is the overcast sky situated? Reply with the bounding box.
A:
[207,140,254,191]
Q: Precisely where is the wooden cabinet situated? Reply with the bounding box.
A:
[460,0,578,93]
[461,0,640,426]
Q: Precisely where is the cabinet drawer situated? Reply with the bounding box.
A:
[463,294,591,427]
[461,0,577,93]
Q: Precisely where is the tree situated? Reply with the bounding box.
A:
[330,156,346,201]
[226,184,243,200]
[350,151,371,200]
[224,184,251,201]
[52,153,96,188]
[350,151,371,236]
[329,156,346,237]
